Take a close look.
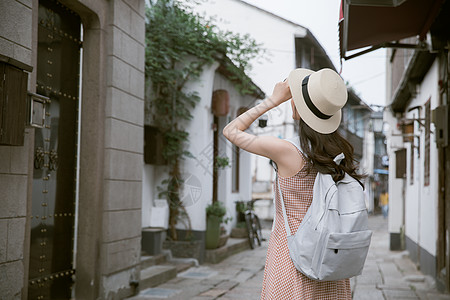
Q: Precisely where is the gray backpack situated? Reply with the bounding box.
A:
[276,144,372,281]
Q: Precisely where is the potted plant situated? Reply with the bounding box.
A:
[206,201,231,249]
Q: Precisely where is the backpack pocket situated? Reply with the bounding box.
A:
[313,230,372,281]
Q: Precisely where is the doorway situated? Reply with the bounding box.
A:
[28,0,81,298]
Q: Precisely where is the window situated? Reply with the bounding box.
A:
[395,148,406,179]
[424,100,430,186]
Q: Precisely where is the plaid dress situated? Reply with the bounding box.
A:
[261,148,351,299]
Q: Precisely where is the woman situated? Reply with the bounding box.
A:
[223,68,363,299]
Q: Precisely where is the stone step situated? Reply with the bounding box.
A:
[140,253,166,269]
[175,261,196,273]
[140,265,177,289]
[205,237,250,264]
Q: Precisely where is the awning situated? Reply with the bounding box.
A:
[339,0,444,60]
[374,169,389,175]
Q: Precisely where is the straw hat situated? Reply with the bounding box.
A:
[288,68,348,134]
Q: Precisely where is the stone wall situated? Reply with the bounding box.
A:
[0,0,146,299]
[101,0,145,297]
[0,0,34,299]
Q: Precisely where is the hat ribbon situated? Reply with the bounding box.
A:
[301,75,332,120]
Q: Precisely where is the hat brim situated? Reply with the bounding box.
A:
[288,68,342,134]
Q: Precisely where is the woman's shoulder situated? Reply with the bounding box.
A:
[284,137,303,153]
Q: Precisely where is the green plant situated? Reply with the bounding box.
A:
[235,201,247,214]
[206,201,231,224]
[236,221,246,229]
[215,156,230,170]
[146,0,264,240]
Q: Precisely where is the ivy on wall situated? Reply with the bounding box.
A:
[145,0,264,240]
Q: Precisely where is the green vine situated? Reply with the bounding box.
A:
[215,156,230,170]
[145,0,264,240]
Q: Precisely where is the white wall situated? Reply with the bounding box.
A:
[190,0,308,184]
[402,60,439,256]
[175,62,219,231]
[386,132,406,235]
[214,73,257,232]
[142,164,169,228]
[142,60,260,232]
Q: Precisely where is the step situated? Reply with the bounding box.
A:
[140,253,166,269]
[175,261,196,273]
[140,265,177,289]
[205,237,250,264]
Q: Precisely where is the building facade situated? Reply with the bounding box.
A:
[339,0,450,292]
[0,0,146,298]
[191,0,373,202]
[142,61,264,255]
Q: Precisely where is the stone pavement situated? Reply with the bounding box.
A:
[352,215,450,300]
[128,215,450,299]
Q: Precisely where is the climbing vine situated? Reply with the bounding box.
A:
[145,0,264,240]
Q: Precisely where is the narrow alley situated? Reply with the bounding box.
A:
[129,215,450,300]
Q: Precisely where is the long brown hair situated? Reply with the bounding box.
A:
[298,119,365,183]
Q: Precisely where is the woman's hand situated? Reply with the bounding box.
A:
[267,80,292,108]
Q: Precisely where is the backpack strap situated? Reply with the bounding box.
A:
[276,173,293,237]
[273,137,304,237]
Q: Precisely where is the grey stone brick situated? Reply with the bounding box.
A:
[109,25,123,57]
[121,32,142,71]
[102,237,140,274]
[0,219,7,262]
[123,0,145,17]
[129,10,145,44]
[104,180,142,211]
[0,36,14,59]
[106,87,144,126]
[129,67,145,99]
[10,135,31,174]
[137,41,145,72]
[13,43,32,66]
[0,146,11,172]
[105,117,143,154]
[7,217,25,261]
[16,0,32,9]
[0,260,24,299]
[0,0,32,48]
[110,56,131,93]
[112,0,131,35]
[103,209,141,242]
[104,149,143,181]
[0,174,27,218]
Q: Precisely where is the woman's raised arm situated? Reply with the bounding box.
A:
[222,81,304,177]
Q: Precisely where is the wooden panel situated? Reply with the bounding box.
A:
[395,148,407,178]
[0,62,28,146]
[403,122,414,143]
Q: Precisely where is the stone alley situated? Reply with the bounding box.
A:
[128,215,450,300]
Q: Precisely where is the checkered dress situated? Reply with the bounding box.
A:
[261,149,351,300]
